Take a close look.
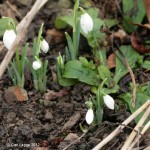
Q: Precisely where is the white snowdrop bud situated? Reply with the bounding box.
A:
[85,109,94,125]
[80,13,93,34]
[103,94,115,110]
[3,30,16,50]
[40,39,49,53]
[32,61,42,70]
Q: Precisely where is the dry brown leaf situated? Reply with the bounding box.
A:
[5,86,28,104]
[46,28,64,43]
[44,89,68,100]
[107,53,116,69]
[143,0,150,22]
[132,22,150,29]
[131,32,150,54]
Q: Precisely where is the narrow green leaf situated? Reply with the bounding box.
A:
[21,43,28,74]
[65,32,75,60]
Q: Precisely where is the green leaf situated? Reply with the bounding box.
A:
[142,60,150,69]
[122,0,145,33]
[96,106,103,125]
[103,19,118,28]
[65,32,75,60]
[98,65,113,87]
[56,63,77,87]
[21,43,28,75]
[98,65,111,80]
[114,46,140,83]
[63,60,99,86]
[120,92,150,123]
[79,57,89,67]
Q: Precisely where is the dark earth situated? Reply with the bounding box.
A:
[0,0,150,150]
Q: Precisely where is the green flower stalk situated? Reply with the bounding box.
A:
[65,0,80,61]
[25,24,49,93]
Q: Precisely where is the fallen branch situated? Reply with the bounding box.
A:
[0,0,48,78]
[92,100,150,150]
[121,105,150,149]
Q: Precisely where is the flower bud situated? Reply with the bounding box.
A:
[3,30,16,50]
[85,109,94,125]
[32,61,42,70]
[80,13,93,34]
[103,94,115,110]
[40,39,49,53]
[57,52,64,69]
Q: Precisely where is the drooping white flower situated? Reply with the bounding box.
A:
[3,30,16,50]
[80,13,93,34]
[103,94,115,110]
[32,61,42,70]
[85,109,94,125]
[40,39,49,53]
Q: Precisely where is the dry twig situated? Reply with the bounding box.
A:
[129,120,150,149]
[6,1,22,19]
[92,100,150,150]
[0,0,48,79]
[121,105,150,149]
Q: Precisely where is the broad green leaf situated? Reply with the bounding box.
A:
[103,19,118,28]
[79,57,89,67]
[114,46,140,83]
[122,0,145,33]
[63,60,99,86]
[98,65,113,87]
[142,60,150,69]
[59,78,77,87]
[56,63,77,87]
[120,92,150,123]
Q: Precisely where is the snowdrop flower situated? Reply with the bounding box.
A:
[40,39,49,53]
[32,61,42,70]
[85,109,94,125]
[3,30,16,50]
[103,94,115,110]
[80,11,93,34]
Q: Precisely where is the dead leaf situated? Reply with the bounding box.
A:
[131,32,150,54]
[132,22,150,29]
[62,113,81,131]
[46,28,64,43]
[143,0,150,22]
[44,89,68,100]
[107,53,116,69]
[5,86,28,104]
[112,29,127,41]
[64,133,79,142]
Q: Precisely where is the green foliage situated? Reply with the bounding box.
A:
[142,60,150,69]
[120,84,150,123]
[56,53,77,86]
[7,44,28,88]
[114,46,141,84]
[122,0,145,33]
[98,65,113,87]
[63,0,80,61]
[25,24,48,93]
[63,60,99,86]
